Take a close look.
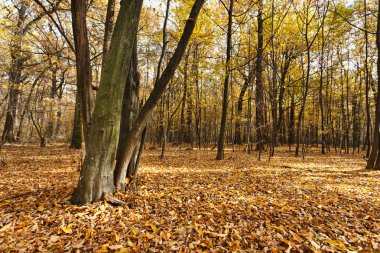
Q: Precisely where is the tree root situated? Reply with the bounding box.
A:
[104,193,127,206]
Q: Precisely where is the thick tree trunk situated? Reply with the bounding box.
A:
[71,0,143,205]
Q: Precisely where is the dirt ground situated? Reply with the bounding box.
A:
[0,144,379,252]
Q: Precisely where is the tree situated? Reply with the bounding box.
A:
[217,0,234,160]
[1,1,63,145]
[366,0,380,170]
[71,0,95,151]
[255,0,265,152]
[72,0,205,204]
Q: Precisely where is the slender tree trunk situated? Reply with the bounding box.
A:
[295,52,310,157]
[367,0,380,170]
[217,0,233,160]
[46,66,58,141]
[235,79,248,145]
[319,24,326,154]
[364,0,371,156]
[2,4,27,144]
[17,71,44,140]
[70,91,82,149]
[255,0,265,152]
[179,50,190,144]
[116,40,140,170]
[114,0,205,189]
[288,88,295,148]
[270,0,277,156]
[102,0,116,68]
[71,0,95,152]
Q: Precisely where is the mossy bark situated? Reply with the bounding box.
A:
[71,0,143,205]
[114,0,205,190]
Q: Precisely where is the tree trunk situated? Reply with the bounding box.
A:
[71,0,95,152]
[101,0,116,68]
[2,3,27,144]
[255,0,265,152]
[71,0,143,205]
[366,0,380,170]
[288,89,295,148]
[319,24,326,154]
[216,0,233,160]
[114,0,205,190]
[70,91,82,149]
[235,79,248,145]
[179,50,190,144]
[364,0,371,156]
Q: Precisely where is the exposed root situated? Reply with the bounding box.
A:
[104,193,127,206]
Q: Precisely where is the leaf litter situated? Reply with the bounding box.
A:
[0,145,379,252]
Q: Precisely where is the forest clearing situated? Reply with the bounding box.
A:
[0,145,379,252]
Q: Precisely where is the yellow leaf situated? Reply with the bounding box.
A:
[116,248,133,253]
[145,233,155,239]
[0,223,12,232]
[324,239,339,246]
[289,230,303,243]
[127,239,134,247]
[61,224,74,234]
[37,205,45,212]
[85,229,92,239]
[114,232,120,242]
[96,245,109,253]
[150,224,157,233]
[131,227,139,236]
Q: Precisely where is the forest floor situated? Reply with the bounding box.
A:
[0,144,379,252]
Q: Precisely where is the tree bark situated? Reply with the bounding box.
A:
[235,79,248,145]
[255,0,265,152]
[366,0,380,170]
[114,0,205,189]
[364,0,371,156]
[71,0,95,152]
[102,0,116,68]
[71,0,143,205]
[70,91,82,149]
[2,3,27,144]
[217,0,233,160]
